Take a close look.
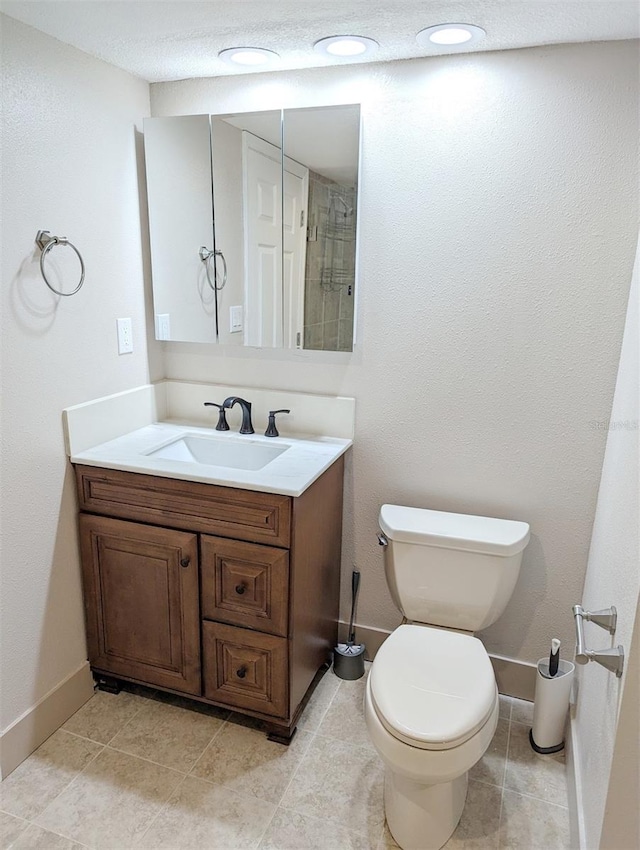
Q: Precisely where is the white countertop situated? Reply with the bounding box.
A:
[71,421,352,497]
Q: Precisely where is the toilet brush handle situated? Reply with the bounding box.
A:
[348,571,360,644]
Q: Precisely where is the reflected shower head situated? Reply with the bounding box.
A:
[332,194,353,217]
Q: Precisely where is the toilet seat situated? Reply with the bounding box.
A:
[370,624,497,750]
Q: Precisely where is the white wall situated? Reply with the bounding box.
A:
[0,16,155,739]
[600,597,640,850]
[574,233,639,849]
[151,41,639,665]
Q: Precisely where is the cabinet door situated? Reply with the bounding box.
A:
[79,515,200,694]
[201,536,289,636]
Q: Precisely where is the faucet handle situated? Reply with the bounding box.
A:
[265,409,290,438]
[203,402,230,431]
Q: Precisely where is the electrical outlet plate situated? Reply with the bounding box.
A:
[116,318,133,354]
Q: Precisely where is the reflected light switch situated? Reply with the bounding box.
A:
[230,306,243,333]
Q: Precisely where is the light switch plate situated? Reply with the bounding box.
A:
[230,306,243,333]
[156,313,170,340]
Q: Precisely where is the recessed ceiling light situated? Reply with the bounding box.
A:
[218,47,280,67]
[416,24,486,48]
[314,35,379,58]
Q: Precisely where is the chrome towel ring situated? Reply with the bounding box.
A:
[35,230,85,296]
[199,245,227,291]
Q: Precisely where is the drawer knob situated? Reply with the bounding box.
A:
[236,666,247,679]
[180,557,190,568]
[235,584,246,595]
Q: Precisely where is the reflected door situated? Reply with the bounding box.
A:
[242,132,283,347]
[283,159,309,349]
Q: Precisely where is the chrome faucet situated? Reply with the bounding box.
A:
[222,396,254,434]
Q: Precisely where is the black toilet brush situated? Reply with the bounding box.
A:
[333,570,366,680]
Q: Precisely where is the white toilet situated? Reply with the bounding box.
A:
[365,504,530,850]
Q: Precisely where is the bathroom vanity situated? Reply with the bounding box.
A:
[66,382,354,743]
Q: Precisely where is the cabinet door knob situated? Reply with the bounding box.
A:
[180,557,190,568]
[235,584,246,595]
[236,666,247,679]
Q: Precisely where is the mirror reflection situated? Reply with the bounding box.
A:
[143,104,360,350]
[210,111,282,347]
[143,114,217,343]
[283,105,359,351]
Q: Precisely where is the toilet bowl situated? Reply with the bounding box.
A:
[367,504,529,850]
[364,624,499,850]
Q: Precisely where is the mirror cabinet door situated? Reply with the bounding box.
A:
[143,115,217,343]
[283,104,360,352]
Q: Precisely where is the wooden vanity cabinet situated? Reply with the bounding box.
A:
[74,457,344,741]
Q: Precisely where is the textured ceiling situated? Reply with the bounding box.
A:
[2,0,639,82]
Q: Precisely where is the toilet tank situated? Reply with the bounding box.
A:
[379,505,530,632]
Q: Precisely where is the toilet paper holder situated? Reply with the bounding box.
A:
[572,605,624,677]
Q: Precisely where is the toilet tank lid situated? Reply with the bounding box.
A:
[379,505,530,557]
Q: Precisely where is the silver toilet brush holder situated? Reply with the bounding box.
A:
[334,570,365,680]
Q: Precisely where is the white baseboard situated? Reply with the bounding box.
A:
[488,653,537,702]
[0,662,94,780]
[565,708,587,850]
[338,622,537,700]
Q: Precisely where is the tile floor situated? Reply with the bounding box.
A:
[1,668,572,850]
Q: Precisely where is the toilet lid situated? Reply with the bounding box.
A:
[370,624,497,750]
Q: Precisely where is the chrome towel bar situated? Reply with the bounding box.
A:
[572,605,624,677]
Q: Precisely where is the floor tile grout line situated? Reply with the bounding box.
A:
[131,772,190,849]
[501,786,570,810]
[243,673,345,818]
[65,689,151,748]
[264,725,318,809]
[1,812,34,850]
[503,717,569,808]
[252,798,281,849]
[186,717,231,778]
[0,809,30,824]
[275,796,385,841]
[496,718,512,848]
[189,725,319,812]
[496,784,506,850]
[502,718,513,788]
[17,820,94,849]
[19,734,106,832]
[259,798,377,849]
[300,673,344,734]
[187,768,294,808]
[102,743,190,776]
[468,775,507,792]
[65,721,214,777]
[60,728,111,747]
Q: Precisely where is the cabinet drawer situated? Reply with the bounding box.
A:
[201,536,289,637]
[203,622,288,718]
[75,465,291,547]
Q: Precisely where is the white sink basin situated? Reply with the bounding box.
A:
[146,433,290,471]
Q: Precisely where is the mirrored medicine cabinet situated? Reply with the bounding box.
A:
[143,104,360,351]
